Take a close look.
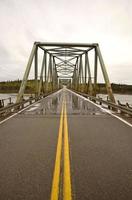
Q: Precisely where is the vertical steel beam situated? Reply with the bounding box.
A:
[72,59,77,90]
[16,43,37,103]
[81,56,84,91]
[52,57,54,90]
[54,62,59,89]
[75,57,79,90]
[96,45,115,102]
[85,52,87,92]
[53,57,56,90]
[86,53,93,95]
[50,55,53,91]
[44,52,47,93]
[47,55,50,92]
[47,54,52,92]
[34,46,38,96]
[73,66,76,90]
[78,56,82,91]
[38,51,45,96]
[77,58,80,91]
[94,47,98,96]
[72,67,75,90]
[80,55,83,91]
[53,57,57,90]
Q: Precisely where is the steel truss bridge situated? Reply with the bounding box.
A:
[17,42,115,103]
[0,42,132,200]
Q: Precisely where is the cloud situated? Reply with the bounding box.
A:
[0,0,132,83]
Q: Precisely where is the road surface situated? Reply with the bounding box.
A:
[0,88,132,200]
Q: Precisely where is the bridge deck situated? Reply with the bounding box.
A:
[0,89,132,200]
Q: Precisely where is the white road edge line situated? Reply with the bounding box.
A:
[67,89,132,128]
[0,89,63,125]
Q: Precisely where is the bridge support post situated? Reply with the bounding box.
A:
[53,57,58,90]
[96,45,115,103]
[81,56,84,92]
[78,55,83,92]
[73,58,78,91]
[44,52,47,93]
[34,46,38,97]
[50,55,53,91]
[84,52,87,93]
[38,52,45,96]
[94,47,98,96]
[16,43,37,103]
[75,58,79,91]
[52,57,55,91]
[86,53,94,96]
[48,54,52,92]
[78,56,81,91]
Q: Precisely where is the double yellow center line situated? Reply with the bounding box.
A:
[50,98,72,200]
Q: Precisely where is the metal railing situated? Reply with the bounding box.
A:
[0,91,58,119]
[73,91,132,116]
[0,97,14,108]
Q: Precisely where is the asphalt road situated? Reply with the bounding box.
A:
[0,88,132,200]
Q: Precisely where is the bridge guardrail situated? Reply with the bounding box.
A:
[0,90,58,119]
[72,90,132,116]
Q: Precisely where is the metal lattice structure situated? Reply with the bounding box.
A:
[16,42,115,103]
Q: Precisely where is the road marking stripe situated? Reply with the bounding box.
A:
[50,102,64,200]
[63,101,72,200]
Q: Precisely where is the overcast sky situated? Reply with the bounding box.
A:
[0,0,132,84]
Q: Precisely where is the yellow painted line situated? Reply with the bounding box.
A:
[63,101,72,200]
[50,102,64,200]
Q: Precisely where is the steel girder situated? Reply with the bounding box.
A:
[16,42,115,103]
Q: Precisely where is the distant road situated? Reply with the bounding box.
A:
[0,88,132,200]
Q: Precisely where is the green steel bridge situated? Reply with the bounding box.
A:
[16,42,115,103]
[0,42,132,200]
